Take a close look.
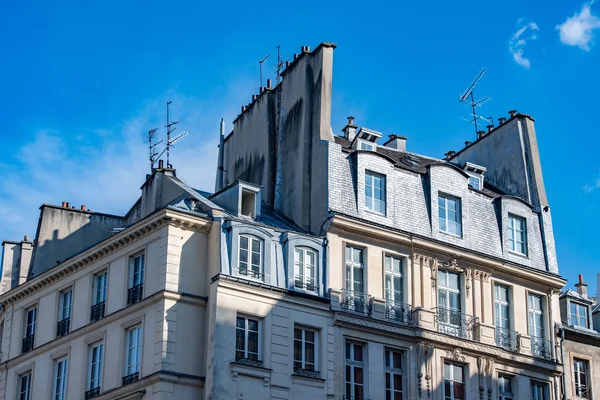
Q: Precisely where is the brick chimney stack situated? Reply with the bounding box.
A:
[342,116,358,141]
[575,274,588,297]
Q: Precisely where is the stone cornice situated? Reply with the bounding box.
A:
[334,313,562,373]
[0,209,212,306]
[331,215,565,289]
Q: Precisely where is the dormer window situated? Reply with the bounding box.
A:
[570,302,589,328]
[468,175,481,190]
[241,189,257,218]
[463,162,486,190]
[356,127,382,143]
[359,141,375,151]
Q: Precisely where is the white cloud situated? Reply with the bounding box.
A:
[509,21,540,69]
[0,81,254,241]
[557,2,600,51]
[583,169,600,192]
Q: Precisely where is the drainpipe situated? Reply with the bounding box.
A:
[559,327,567,400]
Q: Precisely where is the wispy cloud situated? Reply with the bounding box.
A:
[0,81,254,241]
[583,169,600,192]
[557,2,600,51]
[509,20,540,69]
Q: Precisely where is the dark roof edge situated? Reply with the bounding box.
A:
[492,194,535,210]
[38,204,123,219]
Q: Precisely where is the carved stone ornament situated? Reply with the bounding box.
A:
[465,267,472,298]
[446,348,466,362]
[473,270,491,282]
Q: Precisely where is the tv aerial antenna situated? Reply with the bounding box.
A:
[459,67,492,137]
[154,101,189,169]
[142,128,162,171]
[259,53,271,89]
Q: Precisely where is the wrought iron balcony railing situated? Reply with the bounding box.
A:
[127,284,143,305]
[22,335,34,354]
[85,387,101,399]
[575,384,590,399]
[90,301,106,322]
[341,289,373,314]
[236,267,264,281]
[530,337,553,360]
[56,318,70,337]
[385,298,412,324]
[294,275,317,292]
[434,307,480,341]
[122,372,139,386]
[495,327,520,351]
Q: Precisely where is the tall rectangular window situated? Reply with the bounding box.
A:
[570,302,589,328]
[508,215,527,255]
[494,285,510,329]
[528,294,544,339]
[129,254,145,288]
[294,248,316,291]
[345,341,365,400]
[345,246,364,294]
[384,255,403,302]
[293,327,317,373]
[438,270,461,329]
[498,375,513,400]
[58,289,72,322]
[574,359,590,398]
[19,372,32,400]
[438,195,462,236]
[531,381,547,400]
[235,316,260,362]
[239,235,262,278]
[24,308,36,338]
[94,272,107,305]
[385,349,403,400]
[444,362,465,400]
[125,326,142,376]
[365,171,386,214]
[53,357,68,400]
[88,343,103,391]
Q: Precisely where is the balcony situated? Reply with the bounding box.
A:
[294,276,317,292]
[85,387,101,399]
[90,301,106,322]
[122,372,139,386]
[127,284,143,305]
[21,335,34,353]
[56,318,70,337]
[236,267,264,281]
[434,307,480,341]
[530,337,553,360]
[575,384,590,399]
[495,327,520,351]
[293,367,320,379]
[385,299,412,324]
[341,289,373,314]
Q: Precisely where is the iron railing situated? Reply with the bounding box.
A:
[90,301,105,322]
[22,335,34,353]
[575,384,590,399]
[56,318,70,337]
[434,307,480,341]
[495,327,520,351]
[127,284,143,305]
[122,372,139,386]
[341,289,373,314]
[530,337,553,360]
[385,299,412,324]
[294,275,317,292]
[236,267,264,281]
[85,387,101,399]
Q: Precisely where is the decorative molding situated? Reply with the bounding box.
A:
[425,344,433,399]
[446,348,466,362]
[473,270,490,282]
[417,342,424,398]
[465,267,472,298]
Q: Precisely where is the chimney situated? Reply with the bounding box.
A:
[498,117,507,125]
[508,110,517,118]
[61,201,67,208]
[81,205,86,211]
[477,130,486,140]
[65,202,70,208]
[342,116,358,141]
[444,150,456,160]
[575,274,588,297]
[465,141,472,147]
[384,135,407,152]
[158,159,164,169]
[487,124,494,133]
[301,46,310,54]
[267,79,272,89]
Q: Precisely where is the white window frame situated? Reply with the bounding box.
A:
[294,247,317,292]
[438,270,462,313]
[494,284,511,330]
[531,381,547,400]
[345,341,366,400]
[18,371,32,400]
[24,307,36,338]
[345,246,365,294]
[498,374,514,400]
[53,356,69,400]
[573,359,590,398]
[384,348,404,399]
[93,272,107,305]
[438,194,462,236]
[365,171,386,215]
[125,326,142,376]
[235,315,261,362]
[467,174,482,190]
[58,289,72,322]
[508,214,527,255]
[88,342,103,391]
[129,253,145,289]
[528,293,544,339]
[444,361,465,400]
[384,255,404,302]
[293,326,318,373]
[358,140,375,151]
[238,235,263,279]
[570,301,589,328]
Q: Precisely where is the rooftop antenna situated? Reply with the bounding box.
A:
[155,101,189,168]
[259,53,271,89]
[459,67,491,138]
[142,128,162,171]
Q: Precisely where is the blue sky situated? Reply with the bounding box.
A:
[1,0,599,295]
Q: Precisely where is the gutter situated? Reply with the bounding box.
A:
[559,327,567,400]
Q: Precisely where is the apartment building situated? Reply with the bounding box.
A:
[0,167,331,400]
[218,42,568,399]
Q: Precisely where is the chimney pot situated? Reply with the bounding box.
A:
[579,274,584,284]
[508,110,517,118]
[158,160,164,169]
[498,117,506,124]
[286,61,290,68]
[65,202,70,208]
[301,46,310,53]
[486,124,494,133]
[267,79,272,89]
[575,274,588,297]
[24,235,29,242]
[342,116,358,141]
[444,150,457,160]
[465,141,472,147]
[477,130,486,140]
[294,53,298,60]
[61,201,67,208]
[81,205,86,211]
[252,94,257,102]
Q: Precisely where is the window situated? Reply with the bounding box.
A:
[22,307,36,353]
[94,272,107,305]
[88,343,103,392]
[467,175,481,190]
[294,248,316,291]
[57,290,72,337]
[19,372,32,400]
[528,294,544,339]
[438,270,461,313]
[345,246,364,294]
[125,326,142,377]
[508,215,527,255]
[574,359,590,398]
[345,341,365,400]
[359,141,374,151]
[129,254,145,288]
[293,327,317,373]
[494,285,510,330]
[240,189,257,218]
[570,302,589,328]
[235,316,260,362]
[239,235,262,279]
[498,375,513,400]
[438,195,462,236]
[444,362,464,400]
[365,171,386,214]
[531,382,547,400]
[384,255,403,302]
[385,349,403,400]
[53,357,68,400]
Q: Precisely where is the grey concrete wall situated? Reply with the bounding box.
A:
[0,242,19,295]
[563,338,600,399]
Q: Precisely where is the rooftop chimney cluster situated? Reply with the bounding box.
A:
[60,201,92,213]
[452,109,520,154]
